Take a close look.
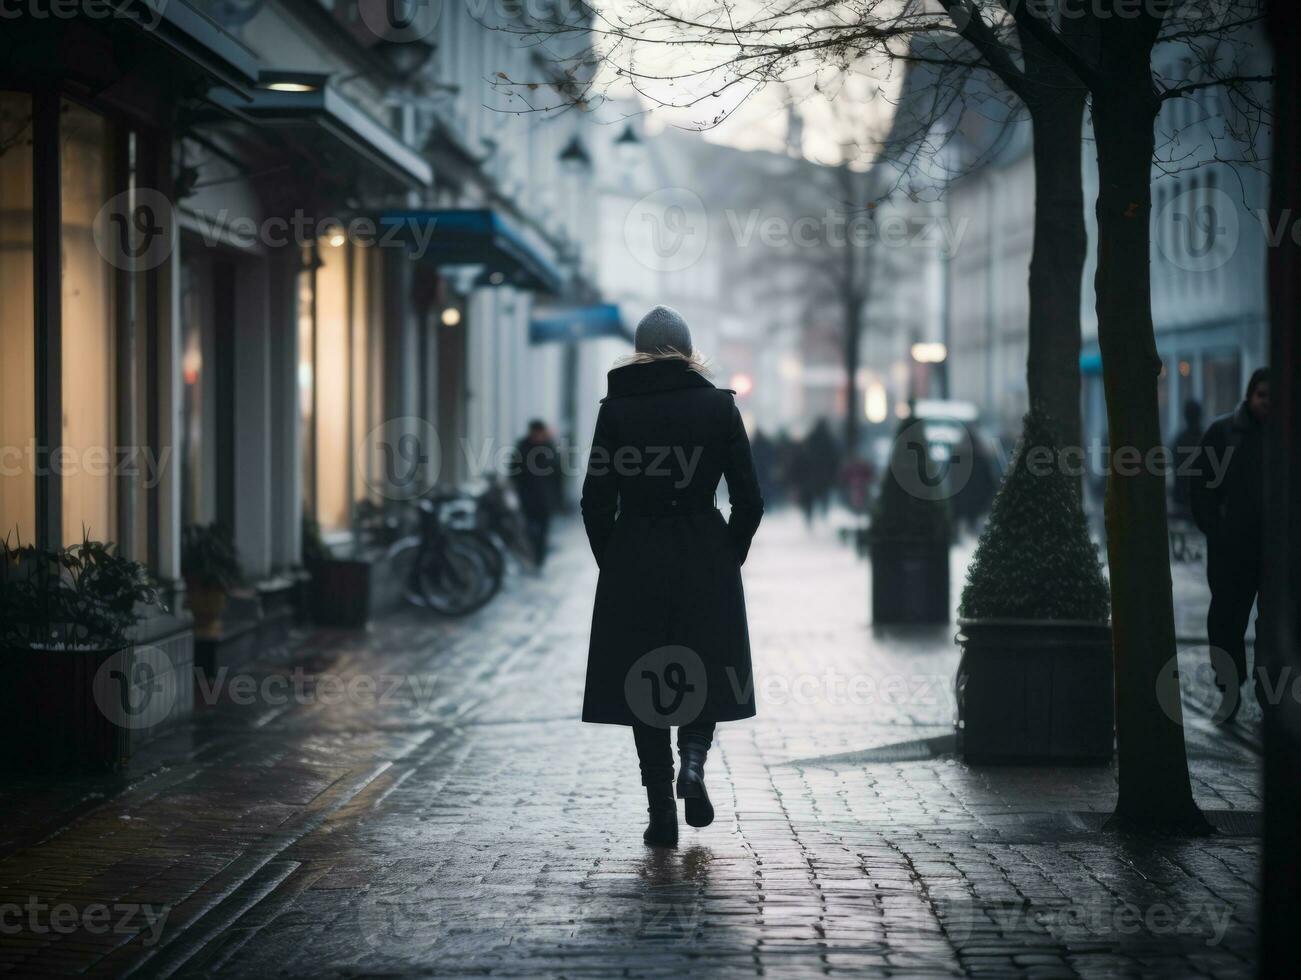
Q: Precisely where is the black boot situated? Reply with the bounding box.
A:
[676,743,715,828]
[643,782,678,847]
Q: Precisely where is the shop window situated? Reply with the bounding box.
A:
[301,238,378,536]
[351,243,375,505]
[59,100,116,546]
[0,92,35,543]
[314,235,351,533]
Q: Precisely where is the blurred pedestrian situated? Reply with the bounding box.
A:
[1191,369,1270,724]
[794,418,840,526]
[953,425,998,536]
[1169,399,1204,520]
[580,305,764,847]
[509,419,562,566]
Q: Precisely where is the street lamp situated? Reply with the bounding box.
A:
[910,342,947,364]
[614,122,641,170]
[558,136,592,174]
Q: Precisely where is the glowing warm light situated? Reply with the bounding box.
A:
[441,307,462,327]
[730,372,753,397]
[910,342,947,364]
[895,400,911,419]
[865,382,888,423]
[264,82,317,93]
[323,228,347,248]
[1178,360,1192,377]
[182,348,202,386]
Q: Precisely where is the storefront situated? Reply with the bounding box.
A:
[0,4,263,733]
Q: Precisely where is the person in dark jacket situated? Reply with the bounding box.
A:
[1169,399,1204,520]
[509,420,563,566]
[581,305,764,847]
[793,419,840,525]
[1191,369,1270,723]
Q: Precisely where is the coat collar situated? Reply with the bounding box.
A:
[1232,401,1261,432]
[602,358,729,401]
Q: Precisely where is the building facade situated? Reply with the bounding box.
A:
[0,0,608,728]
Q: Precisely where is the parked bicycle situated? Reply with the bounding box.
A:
[386,496,503,616]
[473,475,542,573]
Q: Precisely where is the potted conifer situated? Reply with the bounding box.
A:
[956,411,1113,763]
[868,413,953,624]
[0,533,169,771]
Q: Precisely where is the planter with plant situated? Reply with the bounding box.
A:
[0,533,170,772]
[956,411,1113,764]
[303,513,371,628]
[181,523,243,635]
[867,414,953,624]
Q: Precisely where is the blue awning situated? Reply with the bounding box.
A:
[1080,351,1103,375]
[376,209,563,294]
[529,304,630,344]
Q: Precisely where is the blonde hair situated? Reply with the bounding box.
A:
[613,346,713,377]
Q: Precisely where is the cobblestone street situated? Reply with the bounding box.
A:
[0,512,1264,978]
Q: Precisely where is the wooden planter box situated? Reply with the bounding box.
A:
[869,537,950,624]
[0,646,177,773]
[309,558,373,628]
[956,619,1114,764]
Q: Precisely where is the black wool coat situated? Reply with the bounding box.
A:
[580,359,764,728]
[1191,402,1265,550]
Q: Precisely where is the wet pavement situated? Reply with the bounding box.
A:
[0,512,1263,977]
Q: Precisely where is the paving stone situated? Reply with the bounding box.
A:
[0,513,1263,977]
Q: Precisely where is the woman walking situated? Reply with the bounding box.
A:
[580,306,764,846]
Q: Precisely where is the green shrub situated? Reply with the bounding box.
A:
[1,531,165,650]
[959,411,1110,622]
[181,523,243,591]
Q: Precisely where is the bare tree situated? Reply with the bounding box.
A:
[999,0,1268,832]
[503,0,1272,830]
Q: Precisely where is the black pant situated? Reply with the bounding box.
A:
[523,510,550,565]
[1206,536,1261,691]
[632,722,715,786]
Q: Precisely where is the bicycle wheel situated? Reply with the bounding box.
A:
[418,531,503,616]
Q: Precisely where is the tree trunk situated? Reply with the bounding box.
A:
[1023,46,1087,454]
[1091,85,1207,832]
[844,287,861,455]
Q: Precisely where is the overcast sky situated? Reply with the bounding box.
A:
[586,0,905,167]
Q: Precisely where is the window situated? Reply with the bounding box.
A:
[59,100,117,546]
[314,235,351,532]
[301,238,377,535]
[0,92,35,544]
[351,242,376,505]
